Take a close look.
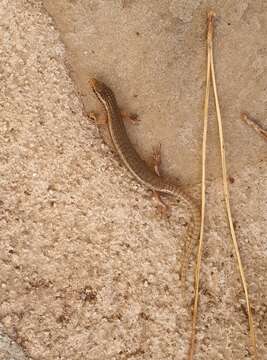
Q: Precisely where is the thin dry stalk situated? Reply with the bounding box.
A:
[210,30,258,360]
[241,112,267,140]
[187,11,214,360]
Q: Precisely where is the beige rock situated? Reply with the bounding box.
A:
[0,1,266,359]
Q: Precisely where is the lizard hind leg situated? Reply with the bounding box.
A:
[89,111,108,125]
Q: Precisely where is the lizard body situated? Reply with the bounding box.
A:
[89,78,200,279]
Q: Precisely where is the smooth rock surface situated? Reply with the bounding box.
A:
[0,1,266,359]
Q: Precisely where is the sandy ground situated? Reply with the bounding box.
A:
[0,1,266,359]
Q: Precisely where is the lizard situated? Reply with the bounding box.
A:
[89,78,201,282]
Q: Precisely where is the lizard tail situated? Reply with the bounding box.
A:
[161,182,201,284]
[179,195,201,285]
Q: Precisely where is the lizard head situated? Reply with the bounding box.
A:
[89,78,117,110]
[89,78,109,102]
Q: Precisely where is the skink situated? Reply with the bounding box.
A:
[89,78,200,280]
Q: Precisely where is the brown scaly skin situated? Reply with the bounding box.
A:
[89,78,200,281]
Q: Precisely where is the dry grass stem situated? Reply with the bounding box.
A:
[241,112,267,140]
[210,26,258,360]
[188,11,258,360]
[187,10,214,360]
